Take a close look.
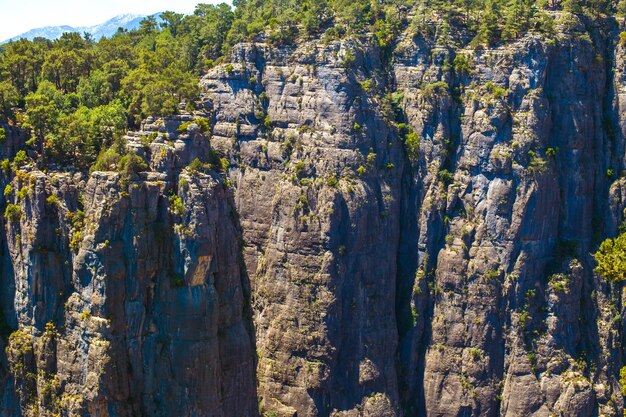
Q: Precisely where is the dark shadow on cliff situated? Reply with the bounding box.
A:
[225,184,261,417]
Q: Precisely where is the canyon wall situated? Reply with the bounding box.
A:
[1,11,626,417]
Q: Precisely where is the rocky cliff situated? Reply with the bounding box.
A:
[0,120,258,416]
[2,9,626,417]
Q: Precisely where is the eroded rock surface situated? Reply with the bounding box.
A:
[0,141,258,416]
[2,11,626,417]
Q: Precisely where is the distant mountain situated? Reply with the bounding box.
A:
[1,14,150,43]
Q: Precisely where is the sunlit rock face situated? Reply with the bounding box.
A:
[2,11,626,417]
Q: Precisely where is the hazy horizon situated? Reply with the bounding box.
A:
[0,0,227,41]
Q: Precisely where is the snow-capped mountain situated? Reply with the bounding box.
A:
[1,14,151,43]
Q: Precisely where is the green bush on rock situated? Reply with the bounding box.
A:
[594,232,626,282]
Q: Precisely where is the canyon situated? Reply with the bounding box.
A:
[1,9,626,417]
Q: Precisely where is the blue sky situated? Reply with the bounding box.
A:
[0,0,226,41]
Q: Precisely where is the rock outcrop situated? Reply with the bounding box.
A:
[0,133,258,416]
[2,10,626,417]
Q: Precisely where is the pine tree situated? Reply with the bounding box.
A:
[471,1,500,47]
[503,0,534,40]
[562,0,582,13]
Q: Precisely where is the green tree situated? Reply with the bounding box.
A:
[42,48,87,92]
[190,3,235,63]
[303,1,331,36]
[56,32,88,50]
[0,80,19,118]
[118,152,148,176]
[122,65,198,124]
[121,67,157,124]
[471,1,500,47]
[594,232,626,282]
[24,81,62,163]
[95,35,134,64]
[562,0,582,13]
[503,0,533,41]
[77,69,114,108]
[91,147,122,172]
[160,11,185,37]
[138,16,159,35]
[46,107,91,166]
[1,39,47,95]
[89,101,127,154]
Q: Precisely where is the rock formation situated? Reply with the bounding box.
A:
[2,10,626,417]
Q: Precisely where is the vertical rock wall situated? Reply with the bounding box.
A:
[0,127,258,416]
[2,11,626,417]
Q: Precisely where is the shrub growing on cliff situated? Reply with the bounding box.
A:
[91,148,122,172]
[172,274,184,288]
[342,50,356,69]
[381,92,404,121]
[4,204,22,223]
[118,153,148,176]
[169,195,186,217]
[1,159,10,174]
[528,151,548,173]
[12,150,29,168]
[187,158,209,175]
[7,329,32,368]
[359,78,374,93]
[177,121,193,133]
[294,161,306,177]
[186,155,228,175]
[177,117,211,135]
[325,174,338,188]
[422,81,449,100]
[594,232,626,282]
[196,118,210,133]
[485,81,507,99]
[453,55,473,77]
[70,230,84,251]
[46,194,61,207]
[405,131,420,163]
[468,347,482,361]
[438,169,454,186]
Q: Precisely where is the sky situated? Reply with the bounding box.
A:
[0,0,226,41]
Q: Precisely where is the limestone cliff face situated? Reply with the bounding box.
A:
[0,128,258,416]
[3,11,626,417]
[202,38,403,417]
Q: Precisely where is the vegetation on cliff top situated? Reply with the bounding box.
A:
[0,0,624,171]
[0,5,233,170]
